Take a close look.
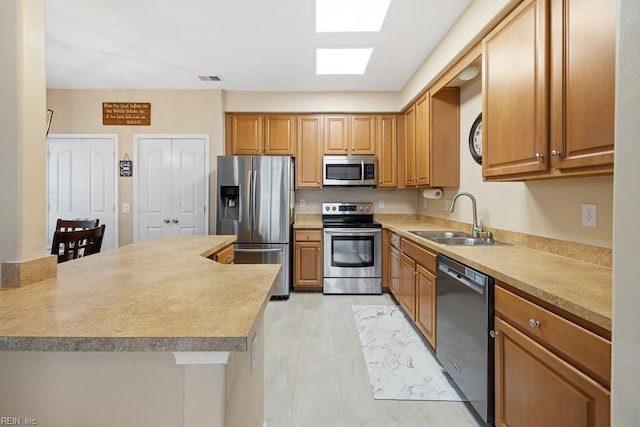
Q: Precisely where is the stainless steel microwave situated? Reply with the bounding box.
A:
[322,155,377,187]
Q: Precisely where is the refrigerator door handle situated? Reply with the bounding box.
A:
[246,168,253,231]
[252,169,257,231]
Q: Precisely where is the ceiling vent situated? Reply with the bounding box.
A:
[198,75,222,82]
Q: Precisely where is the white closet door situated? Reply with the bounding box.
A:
[47,136,117,251]
[84,138,116,250]
[47,139,83,249]
[171,138,206,235]
[135,136,208,242]
[137,138,173,241]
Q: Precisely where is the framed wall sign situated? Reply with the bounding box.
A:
[120,154,132,177]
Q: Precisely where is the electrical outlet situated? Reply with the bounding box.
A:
[378,200,384,209]
[582,204,597,227]
[299,199,305,208]
[444,199,452,211]
[122,203,130,214]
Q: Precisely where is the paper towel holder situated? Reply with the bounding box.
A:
[422,188,443,199]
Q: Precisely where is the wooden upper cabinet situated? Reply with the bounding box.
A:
[229,115,263,155]
[264,115,296,155]
[324,114,376,155]
[482,0,549,178]
[549,0,615,171]
[403,94,429,188]
[227,114,295,156]
[296,115,323,188]
[376,115,397,188]
[430,88,460,187]
[404,104,416,186]
[350,115,376,155]
[324,115,349,154]
[414,93,430,187]
[483,0,615,180]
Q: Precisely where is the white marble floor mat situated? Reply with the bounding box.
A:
[352,304,466,401]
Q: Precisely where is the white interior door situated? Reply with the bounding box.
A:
[135,135,208,242]
[47,135,117,251]
[171,138,206,235]
[137,139,173,241]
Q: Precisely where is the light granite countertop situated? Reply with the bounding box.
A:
[0,235,280,352]
[379,218,612,333]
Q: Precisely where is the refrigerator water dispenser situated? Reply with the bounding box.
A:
[220,186,239,220]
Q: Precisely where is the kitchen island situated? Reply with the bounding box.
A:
[0,235,280,427]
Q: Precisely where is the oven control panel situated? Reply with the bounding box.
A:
[322,202,373,215]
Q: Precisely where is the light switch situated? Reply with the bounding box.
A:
[122,203,130,214]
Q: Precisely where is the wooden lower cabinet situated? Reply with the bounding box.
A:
[399,253,417,320]
[388,245,401,300]
[494,284,611,426]
[494,317,610,427]
[211,244,234,264]
[294,230,322,291]
[415,264,436,348]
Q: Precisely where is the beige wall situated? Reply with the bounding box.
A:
[418,77,614,248]
[46,89,225,246]
[296,188,419,215]
[224,91,399,113]
[399,0,520,109]
[0,0,47,266]
[612,0,640,423]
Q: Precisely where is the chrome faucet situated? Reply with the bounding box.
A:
[447,192,484,238]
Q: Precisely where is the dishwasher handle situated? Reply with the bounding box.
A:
[438,263,485,295]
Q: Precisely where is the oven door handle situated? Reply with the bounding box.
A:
[324,230,381,237]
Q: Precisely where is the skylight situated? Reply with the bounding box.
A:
[315,0,392,32]
[316,48,373,75]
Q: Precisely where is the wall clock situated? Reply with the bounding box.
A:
[469,113,482,165]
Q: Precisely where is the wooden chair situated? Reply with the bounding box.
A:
[56,218,99,231]
[51,225,106,263]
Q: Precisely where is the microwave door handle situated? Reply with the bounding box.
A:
[361,160,365,181]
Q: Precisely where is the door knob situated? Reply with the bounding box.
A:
[172,218,179,224]
[163,218,170,224]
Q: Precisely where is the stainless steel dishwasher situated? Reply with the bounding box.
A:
[436,254,494,425]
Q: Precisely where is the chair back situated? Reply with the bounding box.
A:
[56,218,99,231]
[51,225,106,263]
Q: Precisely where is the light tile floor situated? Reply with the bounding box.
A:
[264,292,483,427]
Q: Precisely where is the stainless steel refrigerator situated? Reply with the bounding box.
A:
[216,156,294,298]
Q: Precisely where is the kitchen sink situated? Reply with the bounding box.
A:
[409,230,506,246]
[409,230,471,239]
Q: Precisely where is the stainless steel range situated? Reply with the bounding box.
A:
[322,202,382,294]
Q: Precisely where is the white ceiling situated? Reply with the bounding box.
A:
[45,0,471,92]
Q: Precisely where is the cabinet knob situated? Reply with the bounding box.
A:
[317,180,320,184]
[489,330,500,338]
[551,150,561,156]
[534,153,544,159]
[379,180,382,183]
[529,319,541,328]
[344,147,348,151]
[163,218,171,224]
[265,147,269,151]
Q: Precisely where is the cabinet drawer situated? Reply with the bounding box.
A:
[295,229,322,242]
[400,238,436,273]
[495,286,611,387]
[212,244,234,264]
[389,232,401,249]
